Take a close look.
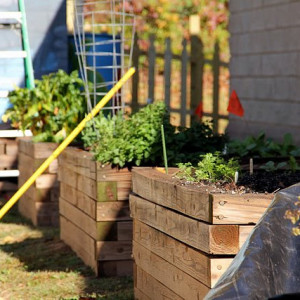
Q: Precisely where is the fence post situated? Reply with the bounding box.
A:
[132,33,139,112]
[212,41,220,134]
[180,39,188,127]
[148,34,156,103]
[164,37,172,109]
[190,35,204,124]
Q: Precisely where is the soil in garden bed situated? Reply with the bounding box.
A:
[176,171,300,194]
[238,171,300,193]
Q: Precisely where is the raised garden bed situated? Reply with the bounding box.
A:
[58,147,133,276]
[18,138,59,226]
[130,167,274,299]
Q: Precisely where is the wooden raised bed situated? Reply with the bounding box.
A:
[58,147,133,276]
[18,138,59,226]
[130,167,274,299]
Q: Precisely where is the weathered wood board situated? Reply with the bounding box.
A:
[132,167,273,224]
[131,167,271,299]
[58,147,133,277]
[18,138,59,227]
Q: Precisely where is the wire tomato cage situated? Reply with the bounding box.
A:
[73,0,135,116]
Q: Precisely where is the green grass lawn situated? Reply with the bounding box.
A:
[0,194,133,300]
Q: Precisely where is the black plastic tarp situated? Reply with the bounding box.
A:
[205,184,300,300]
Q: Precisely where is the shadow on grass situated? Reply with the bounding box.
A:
[0,199,133,300]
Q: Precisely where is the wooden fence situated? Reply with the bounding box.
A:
[130,34,229,133]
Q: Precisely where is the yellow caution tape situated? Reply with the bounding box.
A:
[0,67,135,220]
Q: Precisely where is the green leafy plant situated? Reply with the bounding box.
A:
[177,152,239,183]
[259,161,287,172]
[227,132,300,158]
[83,102,168,167]
[3,70,86,143]
[82,102,227,168]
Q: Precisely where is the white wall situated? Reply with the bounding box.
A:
[228,0,300,144]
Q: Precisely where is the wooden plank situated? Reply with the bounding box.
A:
[59,197,98,240]
[118,221,133,241]
[133,220,233,288]
[133,242,210,299]
[212,41,220,134]
[60,182,96,220]
[190,35,204,123]
[0,154,17,168]
[58,165,78,189]
[164,37,172,109]
[19,138,58,159]
[97,260,133,277]
[180,38,188,127]
[60,215,97,273]
[212,193,272,224]
[132,167,273,225]
[77,173,97,200]
[97,181,118,202]
[96,241,132,261]
[35,174,58,189]
[96,201,131,222]
[18,193,36,224]
[5,143,18,156]
[136,266,183,300]
[239,226,254,249]
[134,288,151,300]
[96,163,131,182]
[19,152,58,174]
[148,34,156,102]
[130,194,240,255]
[60,197,120,241]
[132,167,211,223]
[0,181,18,192]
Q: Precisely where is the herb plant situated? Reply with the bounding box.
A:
[177,152,239,183]
[83,102,168,167]
[227,132,300,158]
[82,102,227,168]
[3,70,86,143]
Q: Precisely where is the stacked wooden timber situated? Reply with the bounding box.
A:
[18,138,59,226]
[58,147,133,276]
[130,167,274,299]
[0,138,18,171]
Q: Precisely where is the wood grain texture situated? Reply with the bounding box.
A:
[96,241,132,261]
[135,266,183,300]
[212,193,272,224]
[133,241,210,299]
[133,220,234,288]
[132,167,273,225]
[130,194,240,255]
[60,215,97,273]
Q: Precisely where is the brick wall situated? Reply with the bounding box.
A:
[228,0,300,144]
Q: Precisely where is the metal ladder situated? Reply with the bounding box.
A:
[0,0,34,178]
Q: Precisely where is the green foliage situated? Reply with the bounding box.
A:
[227,132,300,158]
[83,102,168,167]
[259,161,287,172]
[260,156,300,173]
[162,121,228,166]
[3,70,86,143]
[177,152,239,183]
[82,102,227,168]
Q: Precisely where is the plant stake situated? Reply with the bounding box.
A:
[161,124,168,174]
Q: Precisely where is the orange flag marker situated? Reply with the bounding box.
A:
[227,90,244,117]
[194,101,203,118]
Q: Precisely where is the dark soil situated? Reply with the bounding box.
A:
[238,171,300,193]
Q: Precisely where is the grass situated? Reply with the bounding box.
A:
[0,193,133,300]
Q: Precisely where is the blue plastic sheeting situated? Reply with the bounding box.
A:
[205,184,300,300]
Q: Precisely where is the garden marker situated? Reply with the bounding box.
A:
[161,124,168,174]
[0,67,135,220]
